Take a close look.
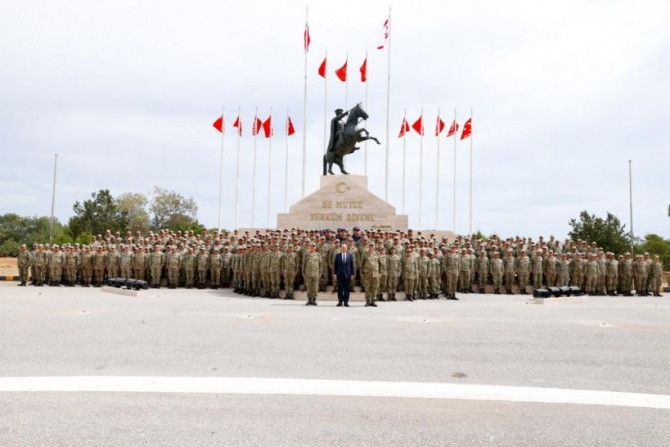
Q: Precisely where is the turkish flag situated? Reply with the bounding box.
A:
[398,118,410,137]
[251,116,263,136]
[212,116,223,133]
[412,115,424,136]
[318,57,327,78]
[286,116,295,136]
[377,18,390,50]
[263,115,273,138]
[460,118,472,140]
[359,57,367,82]
[447,120,459,137]
[233,115,242,136]
[335,59,347,82]
[304,23,310,52]
[435,116,445,136]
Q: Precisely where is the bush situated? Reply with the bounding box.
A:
[0,240,20,257]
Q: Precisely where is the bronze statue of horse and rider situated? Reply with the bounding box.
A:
[323,103,381,175]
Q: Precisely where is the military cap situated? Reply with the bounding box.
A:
[309,242,316,247]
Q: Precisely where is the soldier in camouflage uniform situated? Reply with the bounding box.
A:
[503,250,516,295]
[650,255,663,297]
[209,247,222,289]
[632,255,645,296]
[133,246,146,281]
[106,246,119,280]
[490,251,504,295]
[93,246,106,287]
[606,252,618,296]
[17,244,31,286]
[232,246,243,293]
[558,254,571,287]
[222,247,232,287]
[377,246,388,301]
[120,246,133,279]
[458,249,471,294]
[532,251,544,290]
[64,246,78,286]
[544,251,558,289]
[269,244,283,298]
[596,251,607,296]
[416,249,429,299]
[49,245,64,286]
[515,249,531,294]
[196,247,209,289]
[386,246,401,301]
[360,242,380,307]
[427,252,441,299]
[303,242,322,306]
[476,250,489,293]
[445,246,460,299]
[570,252,585,289]
[281,245,298,299]
[149,245,165,288]
[32,245,47,286]
[402,249,417,301]
[182,247,196,288]
[585,254,599,295]
[166,246,182,289]
[260,244,272,297]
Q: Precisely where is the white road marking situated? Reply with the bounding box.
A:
[0,377,668,410]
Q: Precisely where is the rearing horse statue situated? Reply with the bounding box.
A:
[322,103,381,175]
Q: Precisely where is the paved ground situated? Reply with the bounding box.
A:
[1,283,669,446]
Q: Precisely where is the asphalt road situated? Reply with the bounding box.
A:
[1,283,669,446]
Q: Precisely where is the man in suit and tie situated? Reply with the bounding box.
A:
[334,243,354,307]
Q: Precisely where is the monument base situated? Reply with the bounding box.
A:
[277,175,408,231]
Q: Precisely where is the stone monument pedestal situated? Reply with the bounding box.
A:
[277,175,408,231]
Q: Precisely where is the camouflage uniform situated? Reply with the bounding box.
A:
[386,250,401,300]
[303,246,322,305]
[149,248,165,288]
[515,252,531,294]
[132,248,146,281]
[49,246,65,286]
[503,252,516,294]
[361,246,380,306]
[196,248,209,289]
[269,246,283,298]
[402,251,417,301]
[490,253,504,294]
[120,248,133,279]
[209,249,222,288]
[477,252,489,292]
[166,248,182,289]
[377,248,388,300]
[281,248,298,299]
[17,246,31,286]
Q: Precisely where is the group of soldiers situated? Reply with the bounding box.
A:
[15,228,665,302]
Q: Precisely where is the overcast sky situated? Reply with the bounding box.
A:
[1,0,669,239]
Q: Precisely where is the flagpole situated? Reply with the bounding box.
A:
[234,106,241,229]
[364,50,368,177]
[48,153,58,246]
[267,107,273,228]
[301,6,308,198]
[435,108,440,230]
[344,51,349,109]
[323,50,328,154]
[285,108,290,212]
[384,5,392,202]
[419,107,423,230]
[468,107,473,236]
[629,159,634,256]
[252,106,258,228]
[217,106,225,234]
[453,108,457,234]
[402,108,406,214]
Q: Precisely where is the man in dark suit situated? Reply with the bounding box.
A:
[334,243,354,307]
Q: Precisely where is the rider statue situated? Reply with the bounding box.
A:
[327,108,358,154]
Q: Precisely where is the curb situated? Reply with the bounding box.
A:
[0,276,19,281]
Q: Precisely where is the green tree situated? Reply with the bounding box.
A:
[117,192,150,234]
[637,234,670,267]
[0,214,71,255]
[149,186,198,230]
[68,190,128,239]
[568,211,631,255]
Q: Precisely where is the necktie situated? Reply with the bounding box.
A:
[343,253,346,264]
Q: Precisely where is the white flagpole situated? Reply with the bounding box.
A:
[285,108,290,212]
[217,106,225,234]
[323,50,328,154]
[301,6,308,198]
[267,107,273,228]
[384,6,392,202]
[344,51,349,109]
[419,107,423,230]
[252,106,258,228]
[468,107,473,236]
[435,108,440,230]
[453,108,457,234]
[402,108,406,214]
[364,50,368,177]
[234,106,241,229]
[48,153,58,245]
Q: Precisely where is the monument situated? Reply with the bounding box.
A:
[277,175,408,231]
[278,103,408,231]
